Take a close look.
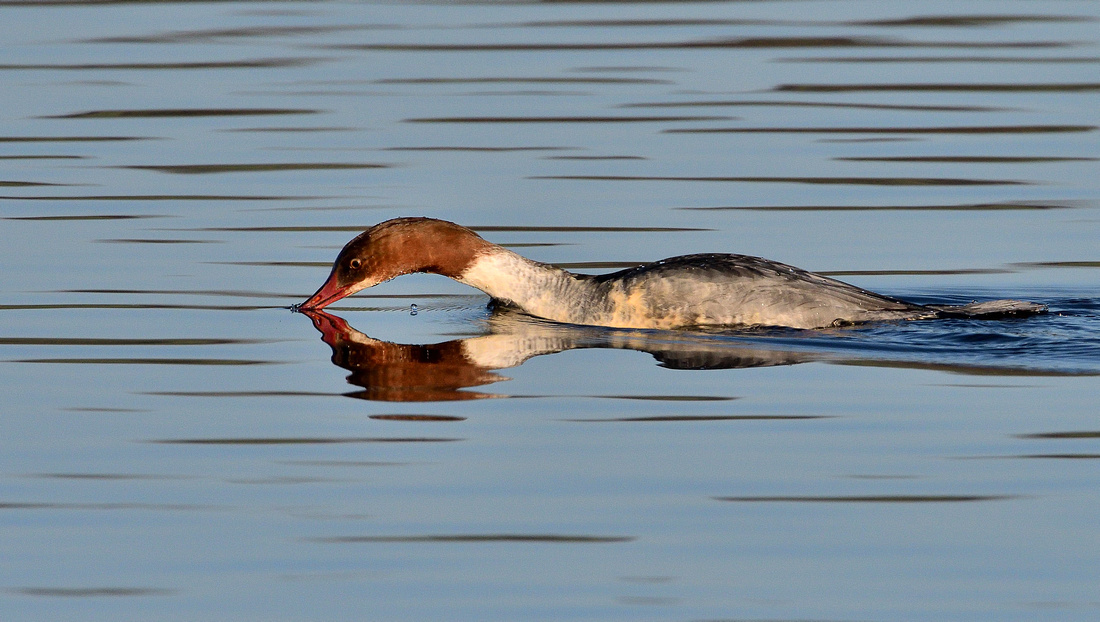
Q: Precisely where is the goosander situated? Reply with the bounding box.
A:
[296,217,1045,330]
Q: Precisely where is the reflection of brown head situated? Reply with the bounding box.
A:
[303,309,503,402]
[299,218,493,310]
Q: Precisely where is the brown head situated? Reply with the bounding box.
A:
[297,217,492,310]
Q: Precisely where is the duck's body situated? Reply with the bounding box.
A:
[297,217,1044,330]
[461,249,928,329]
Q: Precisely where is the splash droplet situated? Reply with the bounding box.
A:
[409,303,418,316]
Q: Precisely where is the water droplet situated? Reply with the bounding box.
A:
[409,304,418,316]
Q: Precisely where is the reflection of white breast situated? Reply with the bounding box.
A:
[460,331,575,369]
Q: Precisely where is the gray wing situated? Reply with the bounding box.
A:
[592,254,928,328]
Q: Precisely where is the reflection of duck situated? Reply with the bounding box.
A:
[303,308,813,402]
[296,218,1045,329]
[304,310,503,401]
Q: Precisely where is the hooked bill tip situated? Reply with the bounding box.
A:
[297,277,349,311]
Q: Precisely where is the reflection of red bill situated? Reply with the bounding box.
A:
[299,309,351,343]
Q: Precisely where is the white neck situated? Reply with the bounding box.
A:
[457,248,605,325]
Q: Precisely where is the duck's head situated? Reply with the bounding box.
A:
[297,217,490,311]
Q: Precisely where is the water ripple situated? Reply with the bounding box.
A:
[0,135,149,142]
[775,82,1100,92]
[405,115,730,124]
[539,175,1025,186]
[12,357,278,366]
[86,24,377,44]
[624,99,1006,112]
[715,494,1017,503]
[665,124,1095,134]
[12,587,175,598]
[122,162,390,174]
[783,55,1100,64]
[0,337,276,346]
[46,108,320,119]
[313,534,633,544]
[679,201,1077,211]
[325,37,1069,52]
[149,436,463,445]
[0,57,327,70]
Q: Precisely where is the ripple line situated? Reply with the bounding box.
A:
[566,415,825,422]
[313,534,633,543]
[12,357,277,366]
[0,136,150,143]
[12,587,175,598]
[715,494,1017,503]
[405,115,729,124]
[665,124,1095,134]
[1016,431,1100,439]
[149,436,463,444]
[47,108,320,119]
[122,163,390,174]
[325,37,1068,52]
[0,337,276,346]
[536,175,1025,186]
[678,201,1075,211]
[0,57,327,70]
[775,82,1100,93]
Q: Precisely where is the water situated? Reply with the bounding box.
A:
[1,1,1098,620]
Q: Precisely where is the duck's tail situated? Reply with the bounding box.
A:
[926,299,1048,319]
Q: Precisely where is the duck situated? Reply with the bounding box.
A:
[295,217,1045,330]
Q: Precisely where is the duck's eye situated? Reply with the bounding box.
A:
[349,258,362,270]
